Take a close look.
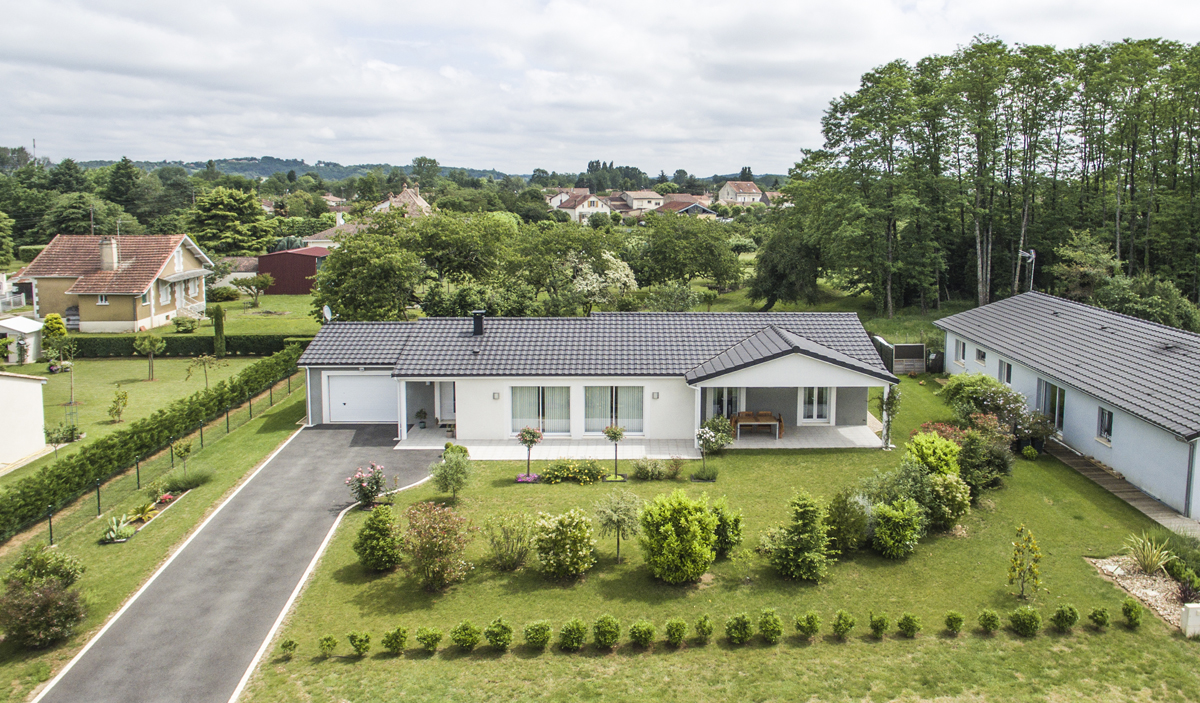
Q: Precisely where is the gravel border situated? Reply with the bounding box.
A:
[1087,555,1183,628]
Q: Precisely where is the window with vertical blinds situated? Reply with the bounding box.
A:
[584,386,644,433]
[511,386,571,433]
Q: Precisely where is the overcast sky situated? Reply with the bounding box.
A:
[2,1,1199,176]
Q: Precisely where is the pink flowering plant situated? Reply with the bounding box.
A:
[346,463,387,506]
[516,426,543,478]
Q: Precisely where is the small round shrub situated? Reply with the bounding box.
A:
[523,620,552,649]
[347,631,371,657]
[664,618,688,647]
[279,638,298,660]
[559,618,587,652]
[415,626,443,653]
[832,609,856,639]
[872,498,924,559]
[1051,604,1080,632]
[534,509,597,580]
[639,490,718,584]
[353,506,402,571]
[1089,607,1111,629]
[726,613,753,645]
[944,611,964,636]
[758,609,783,645]
[978,609,1001,635]
[869,612,889,639]
[1009,606,1042,637]
[897,613,922,638]
[695,614,714,644]
[1122,597,1143,629]
[382,626,408,655]
[318,634,338,657]
[0,578,87,648]
[629,619,656,648]
[484,617,514,651]
[1022,445,1039,460]
[796,611,821,639]
[450,621,482,650]
[593,614,621,650]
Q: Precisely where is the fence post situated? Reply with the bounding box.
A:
[287,373,291,394]
[96,480,101,516]
[136,456,141,490]
[226,404,231,434]
[170,438,175,468]
[47,507,53,546]
[199,422,204,449]
[249,396,253,420]
[270,380,274,407]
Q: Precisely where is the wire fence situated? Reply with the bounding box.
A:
[35,371,305,548]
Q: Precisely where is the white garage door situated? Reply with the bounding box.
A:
[327,375,398,423]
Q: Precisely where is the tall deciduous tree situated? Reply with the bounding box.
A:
[310,232,426,322]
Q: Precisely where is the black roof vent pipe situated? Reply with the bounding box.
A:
[472,310,486,336]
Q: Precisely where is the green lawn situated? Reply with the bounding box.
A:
[0,391,307,702]
[0,356,258,487]
[176,294,321,337]
[243,378,1199,702]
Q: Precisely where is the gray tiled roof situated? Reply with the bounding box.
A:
[297,321,415,366]
[685,325,897,383]
[934,292,1200,440]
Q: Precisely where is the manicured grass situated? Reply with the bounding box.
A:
[0,391,306,702]
[243,378,1199,702]
[174,294,321,337]
[0,356,258,487]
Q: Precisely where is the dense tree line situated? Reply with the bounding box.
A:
[755,37,1200,318]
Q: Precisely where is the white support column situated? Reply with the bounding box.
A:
[881,384,891,450]
[693,385,702,448]
[397,380,407,441]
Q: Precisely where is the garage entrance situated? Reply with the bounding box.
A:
[327,374,398,423]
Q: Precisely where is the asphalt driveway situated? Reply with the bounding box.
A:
[38,425,437,703]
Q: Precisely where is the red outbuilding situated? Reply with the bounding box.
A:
[256,247,329,295]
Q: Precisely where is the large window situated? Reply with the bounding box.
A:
[1037,379,1065,432]
[1097,408,1113,441]
[954,340,966,364]
[801,387,831,422]
[512,386,570,433]
[585,386,644,433]
[707,387,739,419]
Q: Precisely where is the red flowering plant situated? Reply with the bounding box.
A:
[516,427,543,479]
[911,422,969,446]
[399,502,475,591]
[345,463,387,507]
[157,493,175,505]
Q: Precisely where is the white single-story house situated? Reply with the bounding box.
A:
[298,312,898,451]
[0,371,47,466]
[0,316,43,364]
[935,292,1200,517]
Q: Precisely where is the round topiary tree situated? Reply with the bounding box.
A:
[352,505,402,572]
[638,489,717,584]
[516,426,543,479]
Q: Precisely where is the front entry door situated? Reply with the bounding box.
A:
[801,387,831,423]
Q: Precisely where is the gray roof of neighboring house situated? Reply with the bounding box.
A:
[934,291,1200,440]
[298,312,895,383]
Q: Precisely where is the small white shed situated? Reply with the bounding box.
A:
[0,371,47,466]
[0,316,43,365]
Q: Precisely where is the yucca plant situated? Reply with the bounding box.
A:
[1125,532,1177,576]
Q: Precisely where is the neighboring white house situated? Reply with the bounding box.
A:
[617,190,664,211]
[298,312,898,449]
[556,193,612,223]
[0,371,47,467]
[0,316,43,364]
[936,292,1200,517]
[718,181,763,204]
[372,187,432,218]
[545,188,589,208]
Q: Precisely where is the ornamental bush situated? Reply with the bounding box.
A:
[907,432,962,475]
[534,509,597,579]
[483,617,513,651]
[1009,606,1042,637]
[632,458,667,480]
[593,614,621,650]
[318,634,338,657]
[450,621,482,650]
[629,619,656,648]
[0,577,87,648]
[1022,445,1039,460]
[639,490,717,584]
[1051,604,1080,632]
[353,506,402,572]
[415,626,443,653]
[7,544,85,588]
[1122,597,1143,628]
[399,502,474,591]
[664,618,688,647]
[978,609,1001,634]
[872,498,924,559]
[939,373,1029,428]
[795,611,821,639]
[347,631,371,657]
[484,512,535,571]
[382,626,408,654]
[710,497,744,559]
[769,490,833,581]
[345,464,386,505]
[758,609,783,645]
[832,609,856,639]
[1089,607,1111,629]
[897,613,922,638]
[431,453,472,500]
[695,614,714,644]
[559,618,587,652]
[958,430,1014,498]
[869,612,889,639]
[945,611,965,635]
[279,638,298,659]
[524,621,553,649]
[826,488,869,554]
[725,613,753,645]
[926,473,971,531]
[540,459,605,485]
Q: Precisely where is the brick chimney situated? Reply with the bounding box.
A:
[99,237,119,271]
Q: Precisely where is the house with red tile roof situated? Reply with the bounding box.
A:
[718,180,763,205]
[22,234,213,332]
[556,192,612,223]
[371,186,432,218]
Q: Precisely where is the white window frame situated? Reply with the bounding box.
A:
[96,294,109,306]
[584,386,644,434]
[799,386,835,424]
[954,340,966,365]
[1037,379,1065,432]
[511,386,571,434]
[174,248,183,272]
[975,348,987,365]
[1097,407,1113,442]
[140,292,149,306]
[998,360,1012,385]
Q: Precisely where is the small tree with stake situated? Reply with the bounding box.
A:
[186,354,228,389]
[603,425,625,480]
[133,332,166,381]
[594,487,642,563]
[234,273,275,308]
[516,426,543,479]
[107,384,128,423]
[1007,523,1043,599]
[172,440,193,477]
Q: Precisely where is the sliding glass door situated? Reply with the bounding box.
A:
[585,386,644,433]
[1037,379,1065,431]
[707,387,740,420]
[512,386,571,433]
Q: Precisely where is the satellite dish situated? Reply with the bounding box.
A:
[322,305,332,322]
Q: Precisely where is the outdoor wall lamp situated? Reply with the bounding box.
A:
[493,392,500,400]
[652,392,660,399]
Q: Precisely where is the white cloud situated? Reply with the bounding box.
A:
[1,0,1199,175]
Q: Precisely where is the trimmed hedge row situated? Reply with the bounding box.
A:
[17,246,45,263]
[71,334,313,358]
[0,345,305,542]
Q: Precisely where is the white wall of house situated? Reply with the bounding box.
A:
[945,331,1195,515]
[693,354,891,391]
[0,374,47,465]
